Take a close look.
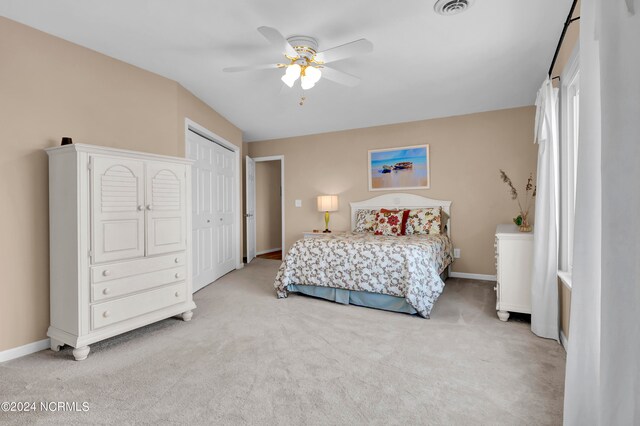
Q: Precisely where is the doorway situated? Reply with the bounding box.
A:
[186,121,240,292]
[245,156,285,263]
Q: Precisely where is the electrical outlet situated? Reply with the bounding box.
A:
[453,248,461,258]
[295,199,302,207]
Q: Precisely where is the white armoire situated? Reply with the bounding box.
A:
[46,144,196,360]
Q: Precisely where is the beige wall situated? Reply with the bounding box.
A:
[0,17,242,352]
[255,161,282,253]
[249,106,537,275]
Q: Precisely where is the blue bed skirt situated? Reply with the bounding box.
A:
[286,269,448,316]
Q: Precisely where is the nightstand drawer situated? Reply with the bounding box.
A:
[303,231,346,239]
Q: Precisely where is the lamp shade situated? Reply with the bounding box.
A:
[305,66,321,83]
[317,195,338,212]
[281,64,301,88]
[300,75,315,90]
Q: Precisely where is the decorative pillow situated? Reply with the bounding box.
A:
[374,209,410,236]
[354,209,378,233]
[405,208,442,235]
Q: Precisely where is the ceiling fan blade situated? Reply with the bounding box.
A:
[314,39,373,64]
[223,63,283,72]
[257,26,298,58]
[320,66,361,87]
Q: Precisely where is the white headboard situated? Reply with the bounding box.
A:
[350,193,452,237]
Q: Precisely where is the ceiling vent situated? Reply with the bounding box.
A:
[434,0,475,16]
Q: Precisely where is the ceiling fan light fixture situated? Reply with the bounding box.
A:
[305,66,322,84]
[224,26,370,92]
[286,63,302,77]
[281,63,301,87]
[281,74,296,88]
[300,76,315,90]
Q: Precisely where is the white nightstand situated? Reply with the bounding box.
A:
[495,224,533,321]
[303,231,346,239]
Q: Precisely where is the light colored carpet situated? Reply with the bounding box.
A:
[0,259,565,425]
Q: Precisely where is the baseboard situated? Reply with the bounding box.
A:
[449,272,497,281]
[560,331,569,352]
[0,338,50,363]
[256,248,281,255]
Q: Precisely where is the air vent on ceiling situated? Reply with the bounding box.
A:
[434,0,475,16]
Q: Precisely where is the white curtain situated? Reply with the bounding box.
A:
[531,79,559,340]
[563,0,602,418]
[596,0,639,423]
[564,0,639,424]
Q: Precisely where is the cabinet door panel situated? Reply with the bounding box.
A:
[146,161,187,256]
[91,156,145,263]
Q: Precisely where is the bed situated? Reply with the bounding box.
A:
[273,193,453,318]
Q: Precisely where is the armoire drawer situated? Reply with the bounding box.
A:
[91,252,186,284]
[92,266,186,302]
[91,282,187,330]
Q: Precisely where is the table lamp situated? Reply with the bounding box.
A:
[317,195,339,233]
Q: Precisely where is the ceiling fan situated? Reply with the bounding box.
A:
[223,26,373,90]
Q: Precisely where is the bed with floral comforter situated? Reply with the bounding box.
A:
[274,232,453,318]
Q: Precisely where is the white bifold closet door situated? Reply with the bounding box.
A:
[187,130,236,292]
[245,156,256,264]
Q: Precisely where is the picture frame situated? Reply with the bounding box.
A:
[368,144,430,191]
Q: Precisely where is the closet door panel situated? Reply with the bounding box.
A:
[214,145,236,275]
[146,161,187,256]
[91,156,145,263]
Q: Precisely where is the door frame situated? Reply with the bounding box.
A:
[184,118,242,270]
[251,155,285,257]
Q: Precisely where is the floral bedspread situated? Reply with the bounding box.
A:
[274,232,453,318]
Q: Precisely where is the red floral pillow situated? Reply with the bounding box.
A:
[374,209,410,236]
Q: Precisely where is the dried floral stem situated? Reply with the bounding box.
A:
[499,169,536,218]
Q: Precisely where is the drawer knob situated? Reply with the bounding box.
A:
[175,273,181,279]
[102,270,111,277]
[175,291,180,297]
[103,310,111,318]
[103,288,110,295]
[493,286,497,291]
[174,257,180,263]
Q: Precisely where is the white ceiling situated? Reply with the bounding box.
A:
[0,0,571,141]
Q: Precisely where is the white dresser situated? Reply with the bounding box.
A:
[46,144,196,360]
[494,224,533,321]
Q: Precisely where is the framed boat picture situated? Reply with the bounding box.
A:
[368,144,430,191]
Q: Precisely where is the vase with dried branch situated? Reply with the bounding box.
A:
[499,169,536,232]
